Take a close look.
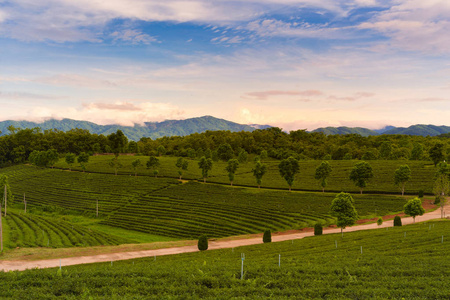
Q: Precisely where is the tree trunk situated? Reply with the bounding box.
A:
[204,177,206,183]
[289,186,291,192]
[360,189,363,195]
[401,186,404,196]
[442,204,444,219]
[258,185,260,189]
[230,181,233,187]
[322,187,325,193]
[341,227,343,237]
[413,216,415,223]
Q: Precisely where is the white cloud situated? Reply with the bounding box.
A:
[110,29,158,44]
[358,0,450,53]
[22,101,185,126]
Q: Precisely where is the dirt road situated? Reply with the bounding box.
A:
[1,205,448,272]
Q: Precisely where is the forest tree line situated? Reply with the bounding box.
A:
[0,125,449,166]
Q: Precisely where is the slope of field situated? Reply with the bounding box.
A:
[0,164,408,240]
[0,165,179,215]
[55,155,437,194]
[0,220,448,299]
[102,182,406,239]
[4,211,130,249]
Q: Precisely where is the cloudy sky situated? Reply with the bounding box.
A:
[1,0,450,130]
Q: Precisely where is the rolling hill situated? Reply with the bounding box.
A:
[0,116,263,141]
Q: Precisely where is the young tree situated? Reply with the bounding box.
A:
[0,175,13,207]
[433,162,449,218]
[198,156,213,183]
[278,156,300,191]
[131,159,142,176]
[77,152,90,172]
[65,153,76,171]
[315,161,332,193]
[146,156,160,177]
[349,161,373,194]
[108,155,123,175]
[225,159,239,186]
[330,192,358,237]
[404,197,425,223]
[175,157,189,180]
[377,217,383,226]
[252,160,267,189]
[394,165,411,196]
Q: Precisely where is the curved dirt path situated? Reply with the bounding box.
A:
[1,204,448,272]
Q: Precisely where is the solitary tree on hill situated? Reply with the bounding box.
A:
[394,165,411,196]
[198,156,213,183]
[349,161,373,194]
[252,160,267,189]
[175,158,189,180]
[225,159,239,186]
[131,158,143,176]
[109,155,123,175]
[433,162,449,218]
[315,161,332,193]
[278,156,299,191]
[146,156,160,178]
[330,192,358,237]
[404,198,425,223]
[65,153,76,171]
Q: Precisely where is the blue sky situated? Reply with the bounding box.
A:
[1,0,450,130]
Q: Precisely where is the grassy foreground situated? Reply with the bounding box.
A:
[1,220,449,299]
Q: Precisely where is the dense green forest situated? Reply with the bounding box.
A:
[0,125,449,167]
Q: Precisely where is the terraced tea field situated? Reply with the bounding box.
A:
[55,155,437,194]
[102,182,407,239]
[4,211,130,249]
[1,165,179,215]
[1,220,448,299]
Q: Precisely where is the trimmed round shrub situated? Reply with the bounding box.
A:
[393,216,402,227]
[198,235,208,251]
[418,190,424,198]
[263,229,272,243]
[314,223,323,236]
[377,217,383,226]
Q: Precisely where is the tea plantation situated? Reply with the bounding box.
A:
[4,210,130,248]
[54,155,436,194]
[0,220,448,299]
[0,165,408,241]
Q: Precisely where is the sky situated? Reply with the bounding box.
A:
[1,0,450,131]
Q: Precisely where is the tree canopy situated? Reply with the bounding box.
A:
[315,161,332,192]
[349,161,374,194]
[278,156,300,191]
[403,198,425,223]
[394,165,411,196]
[330,192,358,235]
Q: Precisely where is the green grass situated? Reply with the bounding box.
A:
[1,220,449,299]
[55,155,437,194]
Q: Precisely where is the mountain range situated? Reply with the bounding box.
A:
[0,116,270,141]
[0,116,448,140]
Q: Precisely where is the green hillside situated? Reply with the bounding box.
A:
[0,164,408,239]
[1,220,448,299]
[384,124,450,136]
[312,126,379,137]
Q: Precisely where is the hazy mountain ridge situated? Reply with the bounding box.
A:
[0,117,449,140]
[0,116,259,141]
[313,124,450,137]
